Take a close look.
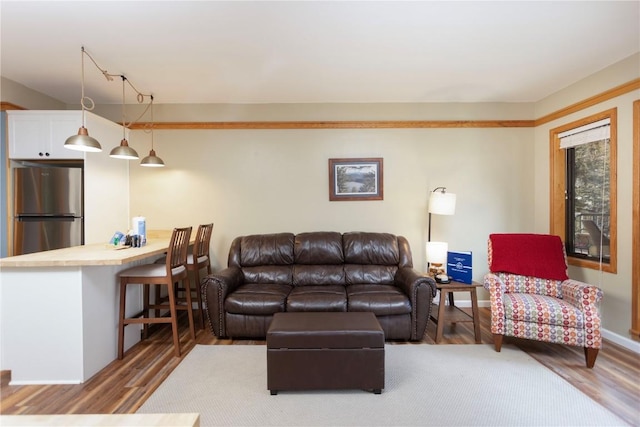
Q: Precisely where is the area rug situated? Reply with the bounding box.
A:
[137,344,626,426]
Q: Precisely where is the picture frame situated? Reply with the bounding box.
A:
[328,157,384,201]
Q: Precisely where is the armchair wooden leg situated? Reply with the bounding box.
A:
[493,334,503,352]
[584,347,599,368]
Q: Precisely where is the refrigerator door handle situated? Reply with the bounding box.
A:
[17,215,78,222]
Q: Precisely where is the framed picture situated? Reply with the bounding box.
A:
[328,157,384,201]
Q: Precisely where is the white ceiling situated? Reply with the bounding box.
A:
[1,1,639,105]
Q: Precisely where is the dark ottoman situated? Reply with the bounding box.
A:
[266,311,385,395]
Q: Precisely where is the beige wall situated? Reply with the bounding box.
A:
[533,53,640,341]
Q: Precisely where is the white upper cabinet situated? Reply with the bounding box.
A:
[7,110,84,159]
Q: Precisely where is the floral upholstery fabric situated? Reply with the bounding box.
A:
[484,236,603,350]
[504,294,584,328]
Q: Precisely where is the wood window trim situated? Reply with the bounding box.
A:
[549,108,617,273]
[631,100,640,340]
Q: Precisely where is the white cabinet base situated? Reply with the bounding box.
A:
[0,262,147,384]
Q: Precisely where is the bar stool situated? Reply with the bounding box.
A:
[117,226,195,359]
[187,223,214,329]
[155,223,214,329]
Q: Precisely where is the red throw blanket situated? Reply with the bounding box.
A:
[489,233,569,281]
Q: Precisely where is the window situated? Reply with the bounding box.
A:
[550,109,617,273]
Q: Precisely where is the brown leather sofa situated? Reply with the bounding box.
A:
[202,231,436,340]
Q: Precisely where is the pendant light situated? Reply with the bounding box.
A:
[140,96,165,167]
[110,76,139,160]
[65,47,102,153]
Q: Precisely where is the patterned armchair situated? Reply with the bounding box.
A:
[483,233,603,368]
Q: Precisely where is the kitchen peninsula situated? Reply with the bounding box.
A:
[0,238,175,384]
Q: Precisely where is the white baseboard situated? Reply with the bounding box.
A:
[601,329,640,354]
[443,298,640,354]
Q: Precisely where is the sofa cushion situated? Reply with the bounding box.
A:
[225,283,292,315]
[242,265,293,285]
[344,264,397,285]
[293,265,345,286]
[343,232,399,265]
[239,233,295,267]
[347,284,412,316]
[287,286,347,312]
[294,232,344,264]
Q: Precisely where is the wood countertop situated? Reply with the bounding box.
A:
[0,239,174,268]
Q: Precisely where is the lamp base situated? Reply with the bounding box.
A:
[428,263,446,278]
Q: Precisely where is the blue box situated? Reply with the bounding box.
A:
[447,251,472,284]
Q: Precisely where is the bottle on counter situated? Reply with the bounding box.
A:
[132,216,146,246]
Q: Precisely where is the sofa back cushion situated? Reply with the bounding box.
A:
[343,232,399,265]
[293,232,345,285]
[343,232,408,285]
[233,233,295,267]
[228,233,295,285]
[294,232,344,264]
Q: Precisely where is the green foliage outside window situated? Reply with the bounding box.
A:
[568,139,610,259]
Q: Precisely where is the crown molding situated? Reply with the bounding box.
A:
[128,120,534,130]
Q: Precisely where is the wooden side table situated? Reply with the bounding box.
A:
[430,280,482,344]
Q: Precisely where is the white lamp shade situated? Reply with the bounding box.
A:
[429,191,456,215]
[426,241,448,264]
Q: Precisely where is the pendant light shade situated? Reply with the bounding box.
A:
[140,97,165,167]
[110,139,139,159]
[140,149,165,167]
[110,76,139,160]
[65,47,102,153]
[65,126,102,152]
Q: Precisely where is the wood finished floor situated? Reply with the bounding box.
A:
[1,308,639,426]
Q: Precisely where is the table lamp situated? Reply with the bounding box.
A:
[426,241,448,278]
[427,187,456,281]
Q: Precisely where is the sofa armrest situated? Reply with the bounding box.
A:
[395,267,436,340]
[483,273,506,335]
[561,279,603,313]
[561,279,603,349]
[201,266,244,337]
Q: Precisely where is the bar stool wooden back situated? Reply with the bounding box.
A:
[187,223,214,329]
[117,226,195,359]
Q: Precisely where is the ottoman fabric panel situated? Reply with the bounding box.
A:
[267,348,384,392]
[267,312,384,349]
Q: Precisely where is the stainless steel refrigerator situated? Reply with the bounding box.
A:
[13,162,84,255]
